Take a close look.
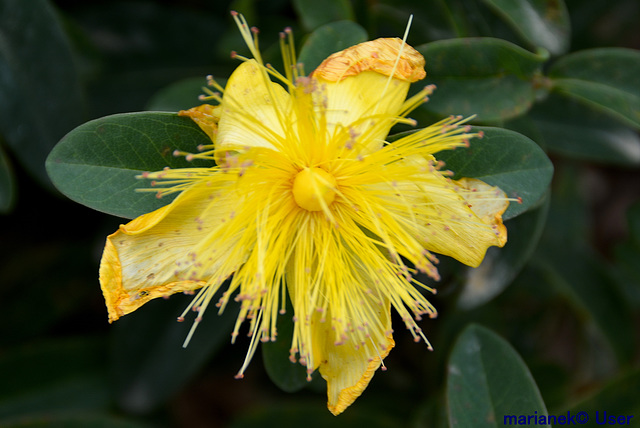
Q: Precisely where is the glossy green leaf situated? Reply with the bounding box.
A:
[0,0,84,187]
[508,93,640,165]
[0,338,109,422]
[293,0,354,31]
[549,48,640,129]
[0,144,16,213]
[416,38,548,121]
[436,126,554,220]
[480,0,570,55]
[297,21,368,74]
[457,192,549,309]
[447,324,549,428]
[46,112,212,219]
[262,300,310,393]
[111,294,238,413]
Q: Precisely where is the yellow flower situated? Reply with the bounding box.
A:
[99,14,509,415]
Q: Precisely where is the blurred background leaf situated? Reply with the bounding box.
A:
[533,166,635,364]
[0,338,109,424]
[549,48,640,129]
[0,143,16,213]
[0,0,84,187]
[507,93,640,165]
[480,0,571,55]
[293,0,354,31]
[111,293,238,414]
[561,368,640,418]
[297,20,368,72]
[229,402,400,428]
[146,77,211,112]
[417,38,549,121]
[67,1,227,118]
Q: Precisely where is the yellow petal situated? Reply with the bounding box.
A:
[313,38,426,82]
[388,155,508,268]
[454,177,508,248]
[312,38,426,154]
[216,60,290,153]
[178,104,221,141]
[99,185,241,322]
[421,176,508,267]
[311,300,394,416]
[318,71,410,153]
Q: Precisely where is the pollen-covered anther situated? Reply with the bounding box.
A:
[292,167,337,212]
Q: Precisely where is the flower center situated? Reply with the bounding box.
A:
[292,167,337,211]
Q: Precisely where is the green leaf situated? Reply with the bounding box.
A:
[262,300,310,393]
[298,21,368,74]
[447,324,549,428]
[457,192,549,309]
[46,112,212,219]
[0,0,84,187]
[549,48,640,129]
[416,38,548,121]
[0,144,16,213]
[508,93,640,165]
[436,126,554,220]
[480,0,570,55]
[0,338,109,423]
[293,0,354,31]
[111,294,238,413]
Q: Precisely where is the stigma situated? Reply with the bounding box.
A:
[292,167,337,211]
